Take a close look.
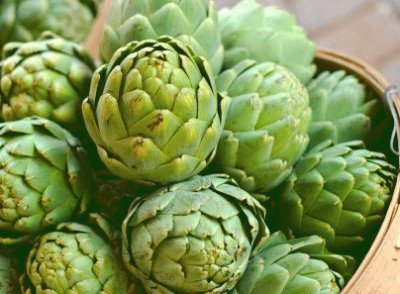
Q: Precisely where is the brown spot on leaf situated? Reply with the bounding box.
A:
[147,112,164,131]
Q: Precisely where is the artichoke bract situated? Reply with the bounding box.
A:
[233,232,345,294]
[219,0,316,83]
[0,32,96,133]
[82,37,228,185]
[122,174,269,294]
[214,60,311,193]
[0,255,18,294]
[22,216,130,294]
[0,117,93,244]
[0,0,99,46]
[99,0,224,75]
[307,70,378,148]
[278,140,396,252]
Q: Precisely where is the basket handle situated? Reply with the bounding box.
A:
[386,85,400,160]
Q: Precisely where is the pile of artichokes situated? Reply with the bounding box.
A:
[0,0,395,293]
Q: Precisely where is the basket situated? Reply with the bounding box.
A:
[86,2,400,292]
[316,49,400,294]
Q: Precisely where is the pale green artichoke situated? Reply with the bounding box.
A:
[0,117,93,244]
[278,140,396,252]
[0,255,18,294]
[307,70,378,148]
[0,32,95,132]
[233,232,347,294]
[122,174,269,294]
[214,60,311,193]
[22,215,130,294]
[82,37,228,185]
[99,0,224,74]
[219,0,316,83]
[0,0,99,47]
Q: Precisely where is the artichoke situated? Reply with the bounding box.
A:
[99,0,224,75]
[0,255,18,294]
[0,117,93,244]
[82,37,228,185]
[21,215,130,294]
[0,0,99,47]
[0,32,96,132]
[214,60,311,193]
[233,232,345,294]
[122,174,269,294]
[219,0,316,83]
[307,70,378,148]
[278,140,396,252]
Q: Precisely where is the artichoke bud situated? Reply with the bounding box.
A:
[122,174,269,294]
[0,32,96,134]
[278,140,396,252]
[214,59,311,193]
[21,214,131,294]
[83,37,228,185]
[0,255,19,294]
[0,117,94,245]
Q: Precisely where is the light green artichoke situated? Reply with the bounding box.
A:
[219,0,316,83]
[278,140,396,252]
[0,255,18,294]
[0,117,93,244]
[0,0,99,47]
[82,37,228,185]
[307,70,378,148]
[99,0,224,75]
[21,214,130,294]
[214,60,311,193]
[122,174,269,294]
[0,32,96,132]
[233,232,346,294]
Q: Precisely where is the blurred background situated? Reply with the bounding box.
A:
[217,0,400,84]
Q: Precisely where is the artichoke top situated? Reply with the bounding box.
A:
[100,0,224,75]
[233,232,346,294]
[214,59,311,193]
[21,214,131,294]
[122,174,269,294]
[307,70,378,148]
[83,37,229,186]
[278,140,396,252]
[219,0,316,83]
[0,0,100,45]
[0,117,93,245]
[0,31,96,133]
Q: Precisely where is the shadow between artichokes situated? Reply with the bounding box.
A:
[82,37,229,186]
[0,117,93,245]
[121,174,269,294]
[213,59,311,193]
[21,214,132,294]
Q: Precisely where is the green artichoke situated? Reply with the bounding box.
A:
[278,140,396,252]
[122,174,269,294]
[99,0,224,75]
[0,0,99,47]
[0,32,96,132]
[0,255,18,293]
[0,117,93,244]
[307,70,378,148]
[233,232,345,294]
[219,0,316,83]
[82,37,228,185]
[214,60,311,193]
[22,215,130,294]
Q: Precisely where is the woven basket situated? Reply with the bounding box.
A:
[86,2,400,291]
